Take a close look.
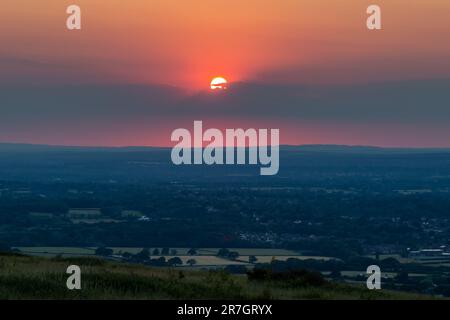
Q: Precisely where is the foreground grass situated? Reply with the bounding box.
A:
[0,254,429,300]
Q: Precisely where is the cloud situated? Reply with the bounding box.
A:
[1,79,450,122]
[0,78,449,146]
[179,79,450,124]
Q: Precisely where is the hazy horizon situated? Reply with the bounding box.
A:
[1,140,450,150]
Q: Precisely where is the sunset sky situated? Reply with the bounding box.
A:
[1,0,450,147]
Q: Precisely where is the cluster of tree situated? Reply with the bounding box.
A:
[217,248,240,260]
[94,247,197,267]
[128,249,183,266]
[95,247,179,257]
[187,248,197,255]
[260,256,450,297]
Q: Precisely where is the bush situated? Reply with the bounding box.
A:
[95,247,113,256]
[147,257,166,267]
[133,248,150,262]
[188,248,197,255]
[168,257,183,266]
[224,265,247,274]
[247,268,327,287]
[186,259,197,266]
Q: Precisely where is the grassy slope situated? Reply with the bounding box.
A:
[0,253,429,300]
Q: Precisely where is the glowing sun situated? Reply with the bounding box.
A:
[210,77,228,90]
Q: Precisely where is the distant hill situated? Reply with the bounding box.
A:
[0,143,166,153]
[281,144,450,154]
[1,142,449,154]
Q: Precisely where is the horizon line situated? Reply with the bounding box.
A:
[1,141,450,150]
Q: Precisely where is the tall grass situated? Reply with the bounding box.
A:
[0,255,428,300]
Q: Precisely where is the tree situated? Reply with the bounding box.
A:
[330,269,342,279]
[228,251,240,260]
[188,248,197,256]
[249,255,258,264]
[217,248,230,257]
[153,248,160,255]
[161,247,170,255]
[168,257,183,266]
[134,248,150,262]
[95,247,113,256]
[149,256,166,266]
[187,259,197,266]
[122,252,133,260]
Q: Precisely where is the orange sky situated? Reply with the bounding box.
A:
[1,0,450,89]
[1,1,450,147]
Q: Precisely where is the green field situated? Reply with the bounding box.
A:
[0,252,429,300]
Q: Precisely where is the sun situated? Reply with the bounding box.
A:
[210,77,228,90]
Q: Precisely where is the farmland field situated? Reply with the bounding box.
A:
[13,247,334,267]
[107,248,301,256]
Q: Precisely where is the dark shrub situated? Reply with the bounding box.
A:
[95,247,113,256]
[224,265,247,274]
[247,268,327,287]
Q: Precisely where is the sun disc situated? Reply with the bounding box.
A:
[210,77,228,90]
